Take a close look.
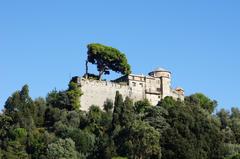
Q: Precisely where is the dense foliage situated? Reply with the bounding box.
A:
[0,82,239,159]
[86,43,131,80]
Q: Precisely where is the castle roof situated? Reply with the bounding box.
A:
[148,67,171,74]
[154,67,169,72]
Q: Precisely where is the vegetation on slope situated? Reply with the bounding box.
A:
[0,82,239,159]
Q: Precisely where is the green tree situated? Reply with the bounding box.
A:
[33,97,47,127]
[112,91,124,133]
[160,96,224,159]
[185,93,217,113]
[134,99,151,115]
[115,120,161,159]
[86,105,104,136]
[230,118,240,144]
[231,108,240,119]
[3,140,28,159]
[0,80,233,159]
[66,81,83,110]
[46,81,82,111]
[0,115,13,148]
[120,97,134,128]
[143,106,169,134]
[226,153,240,159]
[217,109,230,129]
[26,129,55,159]
[68,129,95,157]
[87,43,131,80]
[223,144,240,158]
[46,90,69,110]
[46,138,78,159]
[4,85,35,130]
[104,99,114,113]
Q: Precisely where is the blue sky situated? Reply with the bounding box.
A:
[0,0,239,111]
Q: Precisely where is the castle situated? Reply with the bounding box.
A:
[75,67,184,111]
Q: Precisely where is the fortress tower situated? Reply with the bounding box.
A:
[148,67,171,99]
[75,67,184,111]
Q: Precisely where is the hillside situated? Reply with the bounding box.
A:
[0,81,240,159]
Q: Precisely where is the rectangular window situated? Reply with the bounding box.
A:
[132,82,136,86]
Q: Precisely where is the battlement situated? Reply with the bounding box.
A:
[78,78,128,88]
[76,67,184,111]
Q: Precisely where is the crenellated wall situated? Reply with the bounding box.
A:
[76,69,184,111]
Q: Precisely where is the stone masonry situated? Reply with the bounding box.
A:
[75,67,184,111]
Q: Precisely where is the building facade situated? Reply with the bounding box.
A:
[75,67,184,111]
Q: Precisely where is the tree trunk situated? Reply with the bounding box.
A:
[85,60,88,79]
[98,70,104,80]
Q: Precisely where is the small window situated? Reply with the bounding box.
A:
[132,82,136,86]
[139,83,143,87]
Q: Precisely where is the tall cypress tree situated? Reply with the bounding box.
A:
[120,97,134,128]
[112,91,124,133]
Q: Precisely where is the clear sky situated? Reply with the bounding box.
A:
[0,0,239,111]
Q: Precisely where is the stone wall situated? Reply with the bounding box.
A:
[76,71,184,111]
[78,78,145,111]
[170,89,185,101]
